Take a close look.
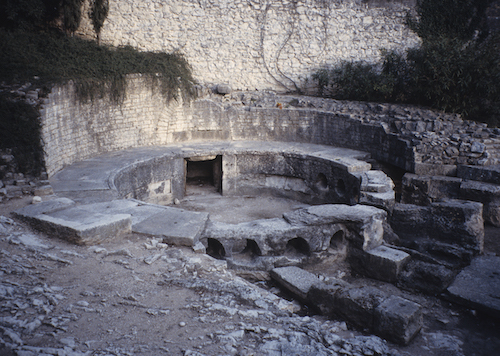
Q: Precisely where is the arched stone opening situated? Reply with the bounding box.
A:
[329,229,346,250]
[242,239,262,257]
[285,237,311,257]
[207,238,226,260]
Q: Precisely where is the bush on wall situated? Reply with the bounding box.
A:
[314,0,500,127]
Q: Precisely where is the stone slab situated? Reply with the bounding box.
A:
[132,207,209,247]
[14,197,75,218]
[284,204,386,251]
[270,266,321,300]
[457,164,500,185]
[75,199,168,225]
[447,255,500,317]
[19,207,132,245]
[374,295,423,345]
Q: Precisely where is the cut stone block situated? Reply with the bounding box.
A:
[447,256,500,317]
[133,207,209,247]
[457,164,500,185]
[397,260,456,295]
[374,295,423,345]
[307,278,349,316]
[34,185,54,196]
[401,173,461,205]
[270,266,321,300]
[350,245,410,283]
[17,206,131,245]
[391,200,484,264]
[284,204,386,251]
[460,180,500,227]
[14,197,75,219]
[335,286,387,331]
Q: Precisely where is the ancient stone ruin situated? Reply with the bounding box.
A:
[8,87,500,347]
[1,0,500,353]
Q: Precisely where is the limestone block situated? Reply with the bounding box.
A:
[397,260,456,294]
[306,278,349,317]
[335,286,387,331]
[284,204,386,251]
[34,185,54,196]
[391,200,484,261]
[270,266,321,300]
[14,202,132,245]
[457,164,500,185]
[216,84,232,95]
[447,255,500,317]
[401,173,461,205]
[350,245,410,283]
[133,207,209,247]
[460,180,500,227]
[374,295,423,345]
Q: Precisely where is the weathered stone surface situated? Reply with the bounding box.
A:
[15,203,132,245]
[306,279,349,316]
[460,180,500,227]
[374,295,423,345]
[401,173,461,205]
[270,266,321,300]
[335,286,387,331]
[398,260,457,295]
[350,245,410,283]
[133,207,209,247]
[284,205,386,251]
[457,164,500,185]
[447,256,500,317]
[216,84,231,95]
[13,197,75,218]
[391,200,484,263]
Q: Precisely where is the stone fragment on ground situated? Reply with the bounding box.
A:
[447,255,500,317]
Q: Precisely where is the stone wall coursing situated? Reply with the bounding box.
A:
[40,79,500,177]
[76,0,419,92]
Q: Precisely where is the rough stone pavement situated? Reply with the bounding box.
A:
[2,213,500,356]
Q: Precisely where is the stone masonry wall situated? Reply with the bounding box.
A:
[40,78,500,177]
[76,0,419,92]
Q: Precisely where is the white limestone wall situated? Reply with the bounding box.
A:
[77,0,419,92]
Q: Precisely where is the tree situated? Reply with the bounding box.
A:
[90,0,109,44]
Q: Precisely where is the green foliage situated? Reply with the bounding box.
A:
[90,0,109,43]
[0,29,196,104]
[0,28,196,175]
[406,0,492,43]
[314,0,500,126]
[62,0,84,34]
[0,93,44,176]
[0,0,53,30]
[313,61,395,102]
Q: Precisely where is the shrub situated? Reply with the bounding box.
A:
[313,0,499,126]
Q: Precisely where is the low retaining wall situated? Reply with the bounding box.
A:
[40,80,500,179]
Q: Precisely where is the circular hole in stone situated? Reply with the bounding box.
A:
[330,230,345,249]
[315,173,328,190]
[285,237,310,256]
[207,238,226,260]
[336,178,346,198]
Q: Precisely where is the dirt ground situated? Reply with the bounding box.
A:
[1,195,500,356]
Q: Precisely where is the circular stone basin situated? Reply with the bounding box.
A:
[174,193,310,224]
